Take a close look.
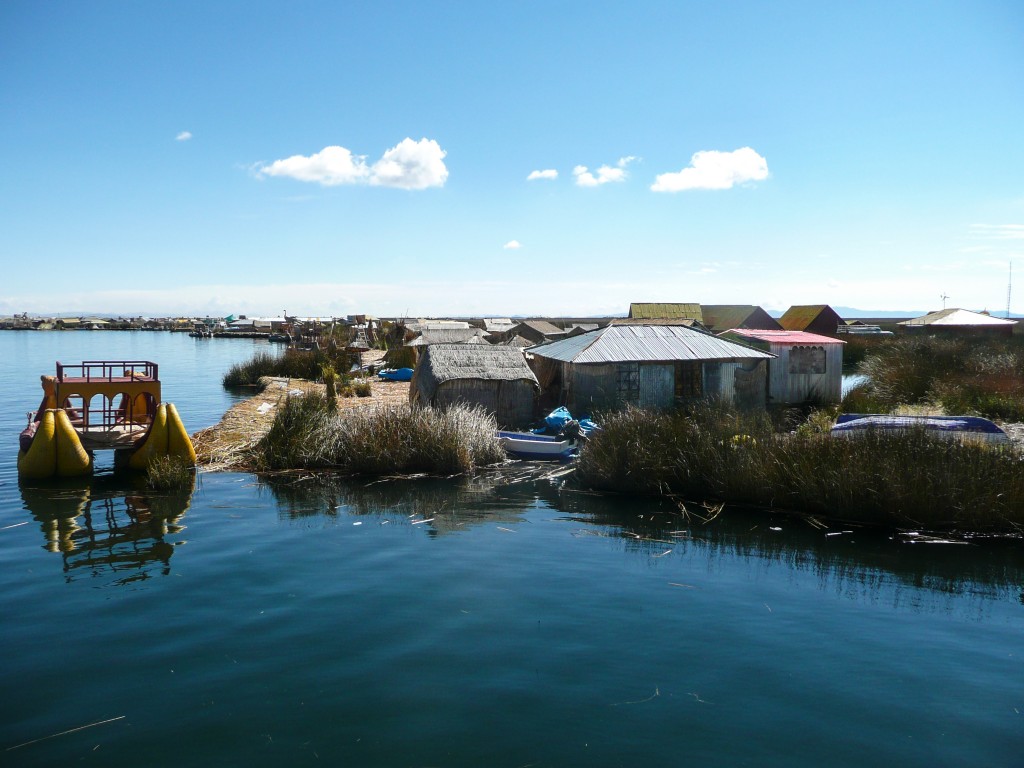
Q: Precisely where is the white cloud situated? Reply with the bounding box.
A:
[527,169,558,181]
[176,131,192,142]
[503,240,522,250]
[651,147,769,192]
[259,145,370,186]
[573,156,636,187]
[369,138,448,190]
[970,224,1024,241]
[258,138,447,190]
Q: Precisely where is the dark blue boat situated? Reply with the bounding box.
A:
[830,414,1010,445]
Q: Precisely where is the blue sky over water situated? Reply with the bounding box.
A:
[2,1,1022,317]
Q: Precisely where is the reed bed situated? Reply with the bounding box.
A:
[577,405,1024,532]
[144,454,194,490]
[248,394,506,476]
[851,336,1024,419]
[223,348,356,387]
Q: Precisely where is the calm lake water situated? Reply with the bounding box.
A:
[1,331,1022,766]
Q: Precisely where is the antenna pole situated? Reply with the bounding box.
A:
[1007,261,1013,319]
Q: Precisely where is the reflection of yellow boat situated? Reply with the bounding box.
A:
[21,474,195,582]
[17,360,196,479]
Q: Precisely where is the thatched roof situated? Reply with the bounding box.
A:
[414,344,539,387]
[628,302,703,321]
[701,305,782,332]
[406,328,489,346]
[500,334,534,347]
[513,319,564,335]
[778,305,842,332]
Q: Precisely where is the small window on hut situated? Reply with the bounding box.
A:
[789,346,826,374]
[617,363,640,404]
[674,361,702,400]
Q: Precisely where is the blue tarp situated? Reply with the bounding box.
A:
[534,407,600,437]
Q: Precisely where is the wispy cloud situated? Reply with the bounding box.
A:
[970,224,1024,241]
[574,156,636,187]
[503,240,522,250]
[651,147,768,192]
[258,138,448,190]
[527,169,558,181]
[175,131,193,142]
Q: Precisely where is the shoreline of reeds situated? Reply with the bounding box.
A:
[246,392,507,476]
[576,404,1024,533]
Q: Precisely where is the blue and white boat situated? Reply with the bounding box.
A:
[497,430,577,462]
[830,414,1011,445]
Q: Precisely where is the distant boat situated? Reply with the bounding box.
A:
[377,368,414,382]
[830,414,1011,446]
[497,430,577,462]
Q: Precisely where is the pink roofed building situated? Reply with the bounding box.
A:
[720,329,845,406]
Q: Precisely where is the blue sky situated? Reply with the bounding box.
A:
[2,1,1022,318]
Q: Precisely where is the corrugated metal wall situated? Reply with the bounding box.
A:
[563,360,770,411]
[639,364,674,408]
[767,343,843,404]
[566,362,618,412]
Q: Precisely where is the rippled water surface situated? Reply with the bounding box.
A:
[1,332,1022,766]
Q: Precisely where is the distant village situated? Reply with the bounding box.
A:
[4,302,1013,419]
[1,302,1015,338]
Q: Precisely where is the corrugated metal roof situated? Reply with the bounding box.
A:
[724,329,845,345]
[898,308,1017,326]
[612,317,704,327]
[628,302,703,321]
[530,324,774,364]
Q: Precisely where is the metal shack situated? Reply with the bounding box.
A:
[720,329,844,406]
[528,324,774,411]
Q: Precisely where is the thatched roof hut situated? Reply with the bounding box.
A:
[410,344,539,427]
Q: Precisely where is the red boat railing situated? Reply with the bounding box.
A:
[56,360,159,382]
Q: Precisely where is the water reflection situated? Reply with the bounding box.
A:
[260,467,1024,610]
[262,468,538,535]
[20,474,195,585]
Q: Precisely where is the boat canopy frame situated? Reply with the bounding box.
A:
[43,360,163,444]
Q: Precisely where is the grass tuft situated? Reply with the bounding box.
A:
[249,395,506,476]
[144,454,194,490]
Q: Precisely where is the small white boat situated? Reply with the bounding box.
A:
[497,431,577,461]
